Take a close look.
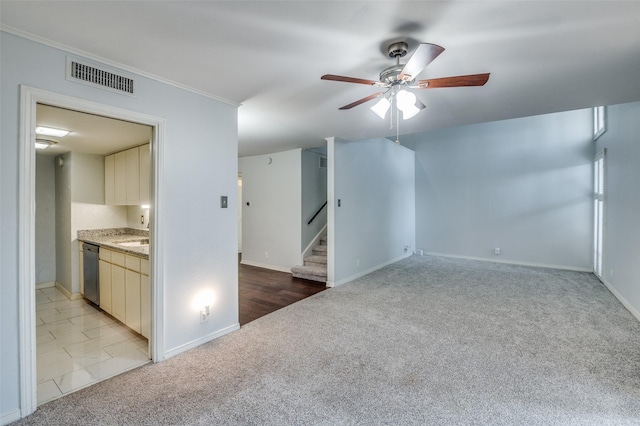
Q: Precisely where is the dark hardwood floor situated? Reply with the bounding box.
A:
[239,259,327,326]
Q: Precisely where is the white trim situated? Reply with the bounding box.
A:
[18,84,37,417]
[18,85,166,417]
[423,252,592,272]
[301,224,327,261]
[593,106,606,141]
[35,281,55,290]
[163,324,239,360]
[1,409,22,426]
[601,279,640,324]
[326,137,335,286]
[54,282,83,301]
[240,260,292,274]
[333,252,413,287]
[1,26,240,108]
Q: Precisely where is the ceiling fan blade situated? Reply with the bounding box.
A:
[398,43,445,82]
[339,92,386,110]
[417,73,490,89]
[322,74,384,86]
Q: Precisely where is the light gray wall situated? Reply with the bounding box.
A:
[595,101,640,319]
[1,31,238,420]
[331,138,415,285]
[301,149,327,250]
[71,152,104,204]
[238,149,302,271]
[55,152,73,293]
[407,109,594,270]
[35,155,56,284]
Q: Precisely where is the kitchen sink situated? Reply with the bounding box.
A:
[116,239,149,247]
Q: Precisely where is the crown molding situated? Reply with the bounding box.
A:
[1,25,242,108]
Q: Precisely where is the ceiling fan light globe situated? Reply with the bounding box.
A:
[402,105,421,120]
[370,97,391,119]
[396,89,417,112]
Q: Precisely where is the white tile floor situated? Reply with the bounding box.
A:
[36,287,150,405]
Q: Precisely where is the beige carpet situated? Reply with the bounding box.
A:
[15,255,640,425]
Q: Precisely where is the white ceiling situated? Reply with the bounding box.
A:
[36,104,152,156]
[3,1,640,157]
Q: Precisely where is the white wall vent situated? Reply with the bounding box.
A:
[66,57,136,97]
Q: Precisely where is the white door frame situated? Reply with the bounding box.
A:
[18,85,166,416]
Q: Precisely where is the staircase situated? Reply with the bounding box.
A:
[291,236,327,283]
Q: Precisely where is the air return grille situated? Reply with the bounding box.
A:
[68,59,135,95]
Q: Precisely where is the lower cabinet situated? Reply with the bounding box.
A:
[125,269,141,334]
[140,260,150,338]
[111,264,126,323]
[79,242,85,296]
[99,259,112,314]
[99,248,149,337]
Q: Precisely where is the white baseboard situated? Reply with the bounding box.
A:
[1,408,21,426]
[422,252,592,273]
[54,282,83,300]
[333,252,413,287]
[240,260,292,274]
[35,281,55,290]
[601,279,640,324]
[164,323,239,360]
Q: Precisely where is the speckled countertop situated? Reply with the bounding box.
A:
[78,228,149,259]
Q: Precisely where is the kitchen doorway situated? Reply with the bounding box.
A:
[18,86,166,415]
[34,104,153,405]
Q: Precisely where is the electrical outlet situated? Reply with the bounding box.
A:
[494,248,501,255]
[140,215,144,224]
[200,305,210,323]
[265,251,269,259]
[404,244,411,253]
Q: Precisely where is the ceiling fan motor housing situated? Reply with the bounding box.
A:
[387,41,408,58]
[380,65,407,85]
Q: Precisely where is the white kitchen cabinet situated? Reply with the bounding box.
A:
[139,144,150,205]
[111,264,126,323]
[98,247,149,337]
[126,147,140,204]
[105,144,150,206]
[79,242,85,295]
[104,154,115,205]
[140,258,150,339]
[140,273,150,339]
[125,269,141,334]
[99,258,112,314]
[114,151,127,205]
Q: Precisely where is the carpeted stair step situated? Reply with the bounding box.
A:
[304,255,327,267]
[312,245,327,255]
[291,264,327,283]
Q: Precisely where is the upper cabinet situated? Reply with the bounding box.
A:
[139,144,150,205]
[105,144,150,206]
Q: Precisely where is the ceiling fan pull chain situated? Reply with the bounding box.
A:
[389,101,394,130]
[396,103,400,144]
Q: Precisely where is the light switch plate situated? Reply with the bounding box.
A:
[220,196,228,208]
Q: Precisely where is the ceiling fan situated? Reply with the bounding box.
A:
[321,41,490,121]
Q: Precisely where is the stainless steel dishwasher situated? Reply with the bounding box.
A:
[83,243,100,305]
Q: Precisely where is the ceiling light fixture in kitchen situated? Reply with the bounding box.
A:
[35,138,58,150]
[36,126,70,137]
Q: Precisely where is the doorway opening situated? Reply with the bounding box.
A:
[35,104,153,405]
[19,86,165,416]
